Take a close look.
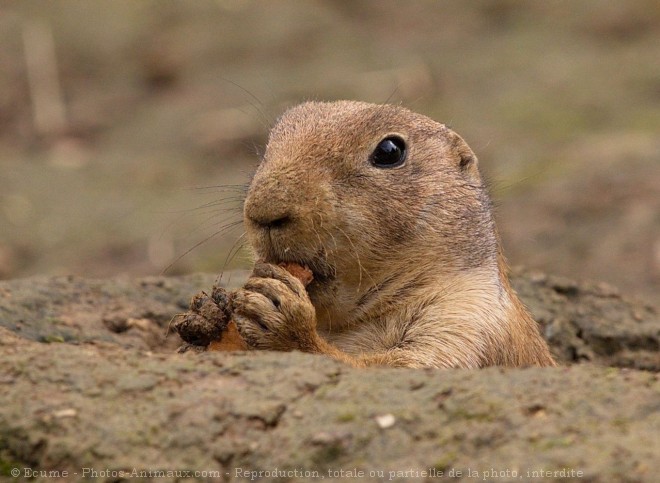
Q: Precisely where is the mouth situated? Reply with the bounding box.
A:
[250,230,336,291]
[262,252,335,288]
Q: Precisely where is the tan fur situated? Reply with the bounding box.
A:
[231,101,556,368]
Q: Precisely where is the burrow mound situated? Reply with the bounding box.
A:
[0,271,658,481]
[0,270,656,370]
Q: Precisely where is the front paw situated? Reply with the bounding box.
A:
[232,263,318,351]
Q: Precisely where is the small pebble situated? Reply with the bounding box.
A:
[375,413,396,429]
[53,408,77,418]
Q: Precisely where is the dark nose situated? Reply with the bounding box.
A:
[247,212,292,230]
[243,169,297,231]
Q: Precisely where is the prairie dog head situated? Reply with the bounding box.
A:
[243,101,498,325]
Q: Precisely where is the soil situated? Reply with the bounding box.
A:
[0,271,658,481]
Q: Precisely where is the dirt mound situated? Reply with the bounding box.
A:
[0,272,658,481]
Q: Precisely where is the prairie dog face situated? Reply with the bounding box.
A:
[243,101,497,324]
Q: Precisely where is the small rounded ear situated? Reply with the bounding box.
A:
[448,131,480,180]
[460,153,481,181]
[459,152,476,170]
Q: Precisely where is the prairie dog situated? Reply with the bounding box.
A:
[231,101,556,368]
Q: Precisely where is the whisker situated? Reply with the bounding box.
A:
[382,84,401,105]
[180,183,248,193]
[489,168,550,195]
[335,226,365,293]
[154,197,243,244]
[218,231,248,286]
[331,226,385,325]
[187,199,245,215]
[219,77,273,129]
[153,195,245,216]
[160,220,244,275]
[183,212,243,240]
[309,216,328,264]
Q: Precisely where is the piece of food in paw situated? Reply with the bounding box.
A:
[207,320,248,351]
[277,262,314,287]
[174,263,313,353]
[207,262,313,351]
[210,262,314,350]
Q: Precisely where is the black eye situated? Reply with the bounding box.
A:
[370,136,407,168]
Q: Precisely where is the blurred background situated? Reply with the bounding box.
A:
[0,0,658,305]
